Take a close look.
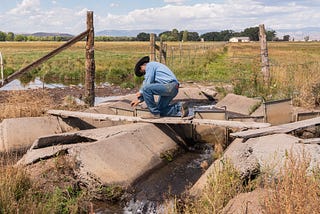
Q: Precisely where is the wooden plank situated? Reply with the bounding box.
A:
[47,109,270,129]
[231,116,320,138]
[191,118,270,129]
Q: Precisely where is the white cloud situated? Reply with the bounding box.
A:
[8,0,40,15]
[95,0,319,35]
[1,0,320,39]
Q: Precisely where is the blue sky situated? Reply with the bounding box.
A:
[1,0,320,39]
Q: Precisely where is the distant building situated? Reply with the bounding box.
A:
[229,37,250,43]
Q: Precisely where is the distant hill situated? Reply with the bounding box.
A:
[96,29,165,37]
[23,32,74,37]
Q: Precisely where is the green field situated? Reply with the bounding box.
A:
[1,41,320,107]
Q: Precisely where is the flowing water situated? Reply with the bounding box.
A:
[94,143,214,214]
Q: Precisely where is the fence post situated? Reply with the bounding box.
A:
[159,39,163,63]
[259,24,270,85]
[0,52,3,85]
[162,43,167,65]
[150,33,156,61]
[85,11,95,106]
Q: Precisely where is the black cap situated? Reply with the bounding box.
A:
[134,56,150,77]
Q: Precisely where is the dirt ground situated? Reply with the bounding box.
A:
[0,84,137,105]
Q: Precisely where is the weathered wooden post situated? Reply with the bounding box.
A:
[150,33,156,61]
[159,39,167,64]
[85,11,95,106]
[159,39,163,63]
[259,24,270,85]
[162,43,167,64]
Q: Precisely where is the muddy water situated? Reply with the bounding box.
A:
[94,143,214,214]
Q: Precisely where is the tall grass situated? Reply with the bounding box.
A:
[263,151,320,213]
[171,160,245,214]
[0,153,89,213]
[227,42,320,107]
[1,41,320,108]
[170,150,320,214]
[0,90,53,121]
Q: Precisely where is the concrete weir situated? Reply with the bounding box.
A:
[17,123,181,187]
[0,116,78,152]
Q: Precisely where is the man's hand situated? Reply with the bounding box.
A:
[130,99,141,107]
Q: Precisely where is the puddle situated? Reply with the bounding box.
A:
[93,143,214,213]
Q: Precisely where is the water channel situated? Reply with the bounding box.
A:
[2,78,216,213]
[94,143,214,214]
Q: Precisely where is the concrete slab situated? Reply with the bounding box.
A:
[0,116,78,152]
[216,93,262,116]
[18,123,182,188]
[190,134,320,197]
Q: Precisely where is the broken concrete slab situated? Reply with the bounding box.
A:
[190,134,320,197]
[0,116,78,152]
[18,123,182,188]
[221,188,268,214]
[175,87,209,101]
[216,93,262,116]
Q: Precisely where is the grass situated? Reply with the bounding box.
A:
[1,40,320,212]
[263,150,320,213]
[227,42,320,107]
[167,150,320,214]
[0,153,89,213]
[2,41,319,107]
[0,90,53,121]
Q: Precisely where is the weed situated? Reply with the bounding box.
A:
[100,185,124,202]
[263,150,320,214]
[171,160,245,214]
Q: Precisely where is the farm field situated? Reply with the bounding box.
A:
[0,41,320,107]
[1,40,320,213]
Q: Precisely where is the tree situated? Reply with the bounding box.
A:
[182,30,188,42]
[304,36,310,42]
[5,32,14,41]
[242,27,260,41]
[266,30,276,41]
[283,35,290,41]
[14,34,27,41]
[171,29,179,41]
[137,32,150,41]
[187,32,200,41]
[200,32,218,41]
[0,31,6,41]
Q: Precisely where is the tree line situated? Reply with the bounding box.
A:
[0,26,288,42]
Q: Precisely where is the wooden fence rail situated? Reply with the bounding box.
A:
[0,11,96,106]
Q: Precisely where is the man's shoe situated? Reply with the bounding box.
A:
[141,112,161,119]
[180,102,189,118]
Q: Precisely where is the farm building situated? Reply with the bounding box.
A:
[229,37,250,43]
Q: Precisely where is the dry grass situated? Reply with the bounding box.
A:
[166,150,320,214]
[0,152,88,213]
[263,151,320,214]
[171,160,245,214]
[227,42,320,108]
[0,90,54,121]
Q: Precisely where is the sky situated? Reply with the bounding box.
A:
[1,0,320,40]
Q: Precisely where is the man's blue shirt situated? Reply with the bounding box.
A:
[139,61,178,101]
[142,62,178,85]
